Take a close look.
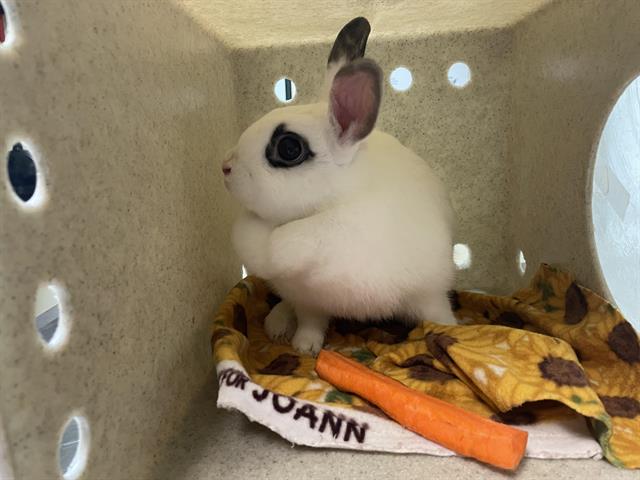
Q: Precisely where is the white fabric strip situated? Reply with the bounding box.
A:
[215,360,602,460]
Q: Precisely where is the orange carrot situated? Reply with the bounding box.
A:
[315,349,528,470]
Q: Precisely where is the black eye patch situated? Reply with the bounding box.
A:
[265,124,315,168]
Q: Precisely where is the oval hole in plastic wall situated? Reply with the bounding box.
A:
[591,74,640,328]
[274,77,297,103]
[59,415,90,480]
[0,2,6,45]
[7,143,37,202]
[447,62,471,89]
[34,283,69,350]
[0,0,19,49]
[389,67,413,92]
[5,140,48,208]
[517,250,527,276]
[453,243,472,270]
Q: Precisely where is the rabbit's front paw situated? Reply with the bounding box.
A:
[264,302,296,341]
[292,326,325,356]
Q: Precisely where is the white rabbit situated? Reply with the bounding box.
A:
[223,17,456,355]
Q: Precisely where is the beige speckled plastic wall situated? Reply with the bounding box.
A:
[1,0,639,479]
[0,0,239,478]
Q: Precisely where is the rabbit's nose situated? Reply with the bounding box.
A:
[222,162,232,176]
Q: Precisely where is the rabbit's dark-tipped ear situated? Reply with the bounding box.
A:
[327,17,371,66]
[329,58,382,144]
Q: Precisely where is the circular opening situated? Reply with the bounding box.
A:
[447,62,471,89]
[517,250,527,276]
[0,2,6,45]
[34,283,69,350]
[453,243,472,270]
[0,0,19,49]
[59,415,90,480]
[389,67,413,92]
[592,75,640,328]
[274,77,297,103]
[5,141,47,208]
[7,143,36,201]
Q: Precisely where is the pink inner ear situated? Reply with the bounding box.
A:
[331,71,376,138]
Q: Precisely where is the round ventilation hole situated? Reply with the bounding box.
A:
[6,141,47,207]
[7,143,36,202]
[447,62,471,89]
[34,283,69,349]
[274,77,297,103]
[453,243,472,270]
[389,67,413,92]
[0,2,7,45]
[517,250,527,276]
[59,415,90,480]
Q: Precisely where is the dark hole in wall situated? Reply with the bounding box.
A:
[7,143,38,202]
[0,2,6,44]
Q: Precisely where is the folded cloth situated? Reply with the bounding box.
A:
[211,264,639,468]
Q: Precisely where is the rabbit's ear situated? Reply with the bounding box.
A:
[320,17,371,99]
[327,17,370,67]
[329,58,382,144]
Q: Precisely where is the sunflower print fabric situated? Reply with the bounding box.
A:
[211,264,640,468]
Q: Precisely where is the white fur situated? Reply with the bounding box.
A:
[264,301,296,340]
[224,71,456,356]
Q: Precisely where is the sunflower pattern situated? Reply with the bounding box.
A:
[211,264,640,468]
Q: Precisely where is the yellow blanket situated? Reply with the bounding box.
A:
[212,264,639,468]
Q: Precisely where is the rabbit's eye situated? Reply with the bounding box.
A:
[266,126,314,168]
[277,135,302,162]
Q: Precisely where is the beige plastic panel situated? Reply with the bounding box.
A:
[178,0,553,47]
[1,0,638,479]
[510,0,640,293]
[0,0,239,478]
